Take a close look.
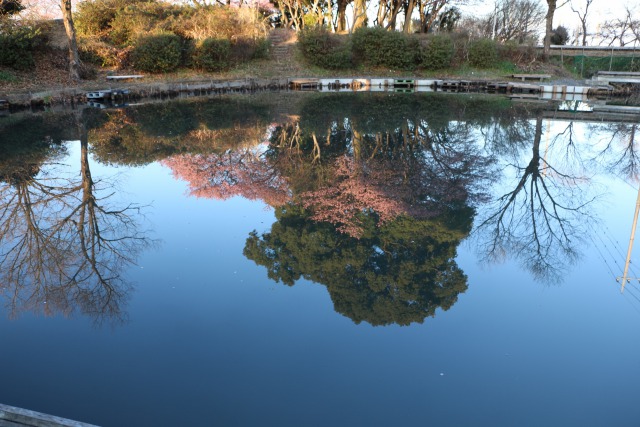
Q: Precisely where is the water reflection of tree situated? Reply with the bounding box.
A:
[0,115,154,325]
[244,205,472,326]
[161,146,291,206]
[590,123,639,182]
[257,100,498,238]
[243,104,497,325]
[475,113,596,282]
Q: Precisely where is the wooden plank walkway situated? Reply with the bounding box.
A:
[0,403,100,427]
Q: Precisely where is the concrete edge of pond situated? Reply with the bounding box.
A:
[0,74,636,113]
[0,77,291,111]
[0,403,100,427]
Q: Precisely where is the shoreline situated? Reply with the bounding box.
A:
[0,74,627,112]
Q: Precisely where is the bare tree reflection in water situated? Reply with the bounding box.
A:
[475,112,598,282]
[0,116,155,326]
[591,123,639,183]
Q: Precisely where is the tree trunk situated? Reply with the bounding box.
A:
[336,0,348,32]
[376,0,388,27]
[61,0,81,81]
[387,0,402,30]
[352,0,367,30]
[543,0,556,60]
[403,0,416,33]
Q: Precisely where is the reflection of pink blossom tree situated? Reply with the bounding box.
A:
[299,155,465,238]
[162,148,290,207]
[300,156,407,237]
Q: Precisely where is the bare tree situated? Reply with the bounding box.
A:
[597,7,640,47]
[571,0,594,46]
[61,0,81,81]
[482,0,545,43]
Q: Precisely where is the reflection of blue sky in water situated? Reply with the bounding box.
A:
[1,100,640,426]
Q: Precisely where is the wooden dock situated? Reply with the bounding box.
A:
[0,403,100,427]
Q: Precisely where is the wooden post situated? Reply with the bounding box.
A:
[620,186,640,292]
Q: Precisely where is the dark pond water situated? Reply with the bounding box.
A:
[1,92,640,426]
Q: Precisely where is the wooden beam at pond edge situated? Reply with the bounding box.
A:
[0,403,101,427]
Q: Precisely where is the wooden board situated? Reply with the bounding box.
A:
[106,75,144,80]
[511,74,551,81]
[0,403,100,427]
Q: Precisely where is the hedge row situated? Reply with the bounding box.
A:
[299,27,535,71]
[81,32,268,73]
[75,0,269,73]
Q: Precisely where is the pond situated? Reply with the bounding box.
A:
[1,92,639,426]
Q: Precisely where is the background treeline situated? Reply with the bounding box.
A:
[1,0,639,77]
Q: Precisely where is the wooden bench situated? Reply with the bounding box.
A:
[106,74,144,81]
[511,74,551,81]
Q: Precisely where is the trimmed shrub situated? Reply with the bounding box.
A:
[468,38,498,68]
[0,70,17,82]
[108,2,183,47]
[231,37,269,62]
[0,22,43,70]
[352,27,420,70]
[498,41,537,67]
[421,34,454,70]
[193,38,231,71]
[74,1,269,72]
[176,6,267,41]
[74,0,148,38]
[298,27,352,69]
[79,38,132,69]
[131,32,182,72]
[251,38,270,59]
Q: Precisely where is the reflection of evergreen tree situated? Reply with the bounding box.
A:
[244,204,472,326]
